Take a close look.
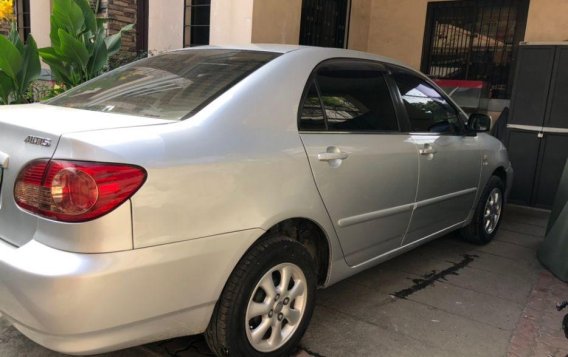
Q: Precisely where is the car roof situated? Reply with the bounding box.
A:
[174,43,411,71]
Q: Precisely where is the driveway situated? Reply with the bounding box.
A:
[1,205,567,357]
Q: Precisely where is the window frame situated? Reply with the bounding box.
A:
[183,0,211,48]
[14,0,30,41]
[386,64,468,136]
[297,58,404,135]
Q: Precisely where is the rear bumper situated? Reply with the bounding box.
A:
[0,229,262,355]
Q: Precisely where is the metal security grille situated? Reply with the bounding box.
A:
[14,0,30,41]
[421,0,529,99]
[299,0,350,49]
[184,0,211,47]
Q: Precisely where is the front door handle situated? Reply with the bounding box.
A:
[318,152,349,161]
[419,144,437,156]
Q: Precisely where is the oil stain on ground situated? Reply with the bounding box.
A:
[392,254,479,299]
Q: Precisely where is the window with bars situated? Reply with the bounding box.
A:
[184,0,210,47]
[14,0,30,40]
[299,0,350,49]
[421,0,530,99]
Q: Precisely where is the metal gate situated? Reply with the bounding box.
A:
[299,0,350,49]
[421,0,529,99]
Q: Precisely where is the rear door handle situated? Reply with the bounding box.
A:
[318,152,349,161]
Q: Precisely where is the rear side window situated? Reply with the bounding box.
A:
[48,50,280,120]
[392,72,461,134]
[299,61,399,132]
[299,82,326,130]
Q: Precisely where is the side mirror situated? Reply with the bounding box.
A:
[468,113,492,133]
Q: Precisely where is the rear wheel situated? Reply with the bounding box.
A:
[205,235,317,357]
[460,175,505,245]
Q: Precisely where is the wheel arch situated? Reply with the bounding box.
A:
[260,217,331,287]
[492,166,508,189]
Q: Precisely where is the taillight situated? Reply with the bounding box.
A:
[14,159,147,222]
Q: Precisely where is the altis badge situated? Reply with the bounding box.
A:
[24,136,52,147]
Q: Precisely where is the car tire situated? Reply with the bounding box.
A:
[460,175,505,245]
[205,235,317,357]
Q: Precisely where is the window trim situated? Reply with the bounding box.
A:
[14,0,30,41]
[297,58,404,134]
[386,64,468,136]
[183,0,211,48]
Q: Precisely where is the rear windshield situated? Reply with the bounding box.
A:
[48,49,280,120]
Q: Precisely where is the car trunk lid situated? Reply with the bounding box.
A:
[0,103,172,247]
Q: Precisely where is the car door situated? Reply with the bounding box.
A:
[299,59,419,267]
[389,68,483,245]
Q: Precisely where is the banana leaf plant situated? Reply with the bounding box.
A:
[0,23,41,104]
[39,0,133,89]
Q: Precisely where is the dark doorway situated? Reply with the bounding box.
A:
[421,0,530,99]
[136,0,149,52]
[299,0,350,48]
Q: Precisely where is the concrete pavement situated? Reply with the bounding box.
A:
[1,205,567,357]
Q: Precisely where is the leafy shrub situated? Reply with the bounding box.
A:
[0,23,41,104]
[39,0,133,89]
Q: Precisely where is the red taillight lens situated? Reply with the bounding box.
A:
[14,159,147,222]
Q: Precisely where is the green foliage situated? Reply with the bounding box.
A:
[39,0,133,89]
[0,23,41,104]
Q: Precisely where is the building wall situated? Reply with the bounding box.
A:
[366,0,452,69]
[525,0,568,42]
[251,0,301,45]
[347,0,372,51]
[29,0,50,48]
[210,0,254,45]
[148,0,184,53]
[108,0,138,58]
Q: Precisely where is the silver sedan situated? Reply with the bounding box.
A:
[0,45,513,357]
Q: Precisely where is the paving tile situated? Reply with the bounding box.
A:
[473,240,540,267]
[314,277,512,357]
[467,250,541,279]
[362,298,511,357]
[504,205,550,228]
[494,229,544,249]
[0,325,64,357]
[508,271,568,357]
[407,281,523,331]
[443,265,534,305]
[301,305,454,357]
[500,221,547,238]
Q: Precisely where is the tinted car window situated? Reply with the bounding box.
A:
[299,81,326,131]
[312,61,399,132]
[393,72,461,134]
[49,50,279,120]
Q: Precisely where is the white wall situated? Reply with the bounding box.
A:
[210,0,254,45]
[29,0,50,48]
[148,0,184,53]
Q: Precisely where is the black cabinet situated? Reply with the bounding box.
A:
[507,44,568,209]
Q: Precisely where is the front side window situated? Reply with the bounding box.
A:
[299,61,399,132]
[393,72,461,134]
[49,50,279,120]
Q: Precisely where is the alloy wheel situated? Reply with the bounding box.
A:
[483,187,502,234]
[245,263,308,352]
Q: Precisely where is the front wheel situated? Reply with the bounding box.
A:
[205,235,317,357]
[460,175,505,245]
